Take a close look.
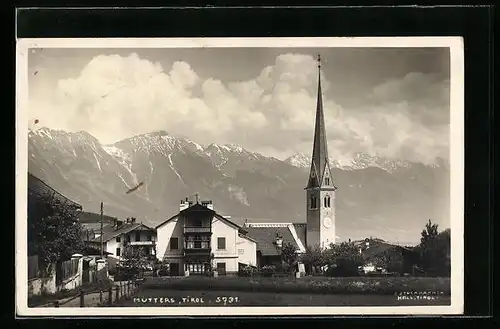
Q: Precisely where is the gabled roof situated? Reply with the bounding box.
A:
[357,239,415,261]
[90,223,154,243]
[155,202,244,232]
[244,223,305,256]
[28,173,82,210]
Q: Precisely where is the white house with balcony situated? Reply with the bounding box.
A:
[155,197,257,276]
[88,217,157,261]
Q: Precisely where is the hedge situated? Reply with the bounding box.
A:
[141,276,451,295]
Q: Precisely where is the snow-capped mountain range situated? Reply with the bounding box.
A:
[27,127,450,243]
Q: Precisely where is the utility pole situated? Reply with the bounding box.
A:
[100,202,104,259]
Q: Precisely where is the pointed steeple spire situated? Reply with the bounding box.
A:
[306,54,333,189]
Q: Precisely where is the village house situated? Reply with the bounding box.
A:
[155,197,257,276]
[354,238,419,275]
[86,217,157,261]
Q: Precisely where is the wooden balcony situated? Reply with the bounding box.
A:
[184,227,211,234]
[128,240,156,246]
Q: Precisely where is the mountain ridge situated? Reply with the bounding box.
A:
[27,127,450,243]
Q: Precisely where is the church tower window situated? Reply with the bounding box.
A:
[310,195,317,209]
[324,195,331,208]
[325,177,330,186]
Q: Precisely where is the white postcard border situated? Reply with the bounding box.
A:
[15,37,464,316]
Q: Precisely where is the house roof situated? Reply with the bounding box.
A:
[357,239,415,261]
[244,225,301,256]
[81,222,115,233]
[28,173,82,210]
[80,245,112,256]
[155,202,244,232]
[90,223,154,243]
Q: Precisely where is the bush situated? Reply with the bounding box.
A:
[259,265,276,277]
[324,259,361,277]
[239,265,257,277]
[157,263,170,276]
[114,265,140,281]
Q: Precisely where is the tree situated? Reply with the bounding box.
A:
[281,242,298,274]
[415,220,451,277]
[326,242,364,277]
[301,244,327,275]
[28,192,84,274]
[119,245,149,278]
[370,248,406,274]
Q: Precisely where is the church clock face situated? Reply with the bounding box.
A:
[323,217,332,228]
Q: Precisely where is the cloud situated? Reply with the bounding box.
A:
[28,52,450,165]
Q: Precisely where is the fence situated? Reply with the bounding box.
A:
[52,279,143,307]
[28,255,39,280]
[58,258,79,283]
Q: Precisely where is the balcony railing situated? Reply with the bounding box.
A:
[128,241,156,246]
[184,227,211,233]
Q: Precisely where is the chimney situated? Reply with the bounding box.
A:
[275,233,283,248]
[201,200,214,210]
[116,220,123,229]
[131,218,136,224]
[180,199,189,212]
[114,218,117,228]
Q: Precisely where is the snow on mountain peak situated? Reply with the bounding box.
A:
[285,152,417,173]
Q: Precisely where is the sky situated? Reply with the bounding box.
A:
[28,47,450,165]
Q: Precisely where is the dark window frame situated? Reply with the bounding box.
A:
[170,237,179,250]
[217,237,226,250]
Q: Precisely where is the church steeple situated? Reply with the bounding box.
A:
[305,54,337,249]
[306,54,334,190]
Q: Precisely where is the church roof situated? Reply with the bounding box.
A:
[243,222,306,256]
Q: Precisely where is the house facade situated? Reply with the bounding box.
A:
[155,198,257,276]
[87,218,157,261]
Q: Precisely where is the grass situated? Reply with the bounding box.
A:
[116,289,451,307]
[140,275,451,296]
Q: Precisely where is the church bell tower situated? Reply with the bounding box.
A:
[305,54,337,249]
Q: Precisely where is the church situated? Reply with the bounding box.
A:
[242,54,337,267]
[154,55,337,275]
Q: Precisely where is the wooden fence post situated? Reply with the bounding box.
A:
[54,301,59,308]
[99,290,103,304]
[79,290,84,307]
[127,281,130,297]
[115,285,119,302]
[108,287,113,306]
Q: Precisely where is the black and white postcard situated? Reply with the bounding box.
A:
[16,37,464,316]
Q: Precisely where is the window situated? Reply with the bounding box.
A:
[116,248,121,257]
[325,177,330,186]
[310,195,317,209]
[216,262,226,275]
[324,195,331,208]
[170,237,179,250]
[217,237,226,250]
[186,263,207,274]
[135,231,141,241]
[147,233,152,241]
[116,236,121,243]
